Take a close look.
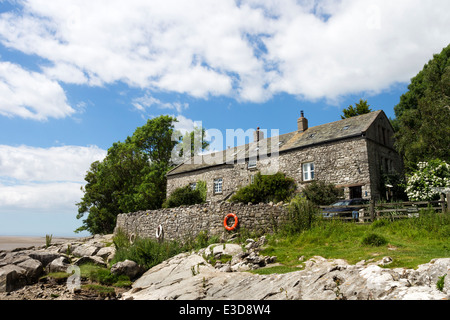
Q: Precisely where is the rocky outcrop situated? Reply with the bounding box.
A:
[122,242,450,300]
[0,234,116,294]
[1,234,449,300]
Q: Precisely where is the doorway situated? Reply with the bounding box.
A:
[349,186,362,199]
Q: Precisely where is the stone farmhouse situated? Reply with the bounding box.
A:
[166,110,403,202]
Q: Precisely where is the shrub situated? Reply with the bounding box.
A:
[163,185,204,208]
[361,233,388,247]
[230,172,296,204]
[405,159,450,201]
[301,180,343,205]
[196,180,207,202]
[283,195,319,234]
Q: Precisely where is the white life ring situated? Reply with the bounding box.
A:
[156,224,164,239]
[129,233,136,244]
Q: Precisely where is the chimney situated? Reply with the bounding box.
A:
[253,127,264,142]
[297,110,308,132]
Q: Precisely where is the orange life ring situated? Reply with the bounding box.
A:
[223,213,238,231]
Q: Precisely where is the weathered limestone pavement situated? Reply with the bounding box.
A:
[121,246,450,300]
[1,233,449,300]
[0,234,118,299]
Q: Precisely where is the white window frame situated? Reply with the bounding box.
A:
[189,182,197,190]
[248,158,257,169]
[214,178,223,194]
[302,162,315,181]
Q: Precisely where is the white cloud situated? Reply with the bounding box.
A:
[133,93,188,114]
[0,145,106,212]
[0,0,449,104]
[0,61,74,120]
[0,182,83,211]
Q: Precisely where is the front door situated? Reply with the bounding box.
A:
[349,186,362,199]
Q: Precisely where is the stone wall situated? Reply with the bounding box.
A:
[115,201,289,242]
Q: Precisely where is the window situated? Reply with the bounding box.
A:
[250,174,255,184]
[189,182,197,190]
[248,158,257,169]
[214,178,223,194]
[302,162,315,181]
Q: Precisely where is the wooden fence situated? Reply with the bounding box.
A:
[319,193,450,222]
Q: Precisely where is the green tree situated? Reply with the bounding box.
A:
[393,44,450,171]
[341,99,373,119]
[172,125,209,164]
[76,115,178,234]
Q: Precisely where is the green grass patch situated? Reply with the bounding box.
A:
[262,210,450,270]
[111,228,220,270]
[81,284,116,297]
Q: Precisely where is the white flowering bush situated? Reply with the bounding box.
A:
[405,159,450,201]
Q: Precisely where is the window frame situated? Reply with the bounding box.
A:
[213,178,223,195]
[248,158,257,169]
[302,162,315,181]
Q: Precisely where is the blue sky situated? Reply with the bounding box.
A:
[0,0,449,237]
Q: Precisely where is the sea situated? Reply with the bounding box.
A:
[0,236,79,251]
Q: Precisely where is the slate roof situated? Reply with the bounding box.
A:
[167,110,383,176]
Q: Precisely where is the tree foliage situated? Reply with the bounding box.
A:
[76,115,178,234]
[341,99,373,119]
[393,44,450,171]
[172,126,209,163]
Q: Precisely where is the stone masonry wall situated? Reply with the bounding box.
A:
[115,201,289,242]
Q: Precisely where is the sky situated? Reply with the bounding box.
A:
[0,0,449,237]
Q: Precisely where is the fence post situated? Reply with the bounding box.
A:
[369,199,375,221]
[447,193,450,214]
[441,193,446,213]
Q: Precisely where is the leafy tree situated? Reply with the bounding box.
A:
[393,44,450,171]
[76,115,178,234]
[230,172,296,204]
[341,99,373,119]
[173,126,209,162]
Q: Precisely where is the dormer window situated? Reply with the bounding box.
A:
[343,125,350,130]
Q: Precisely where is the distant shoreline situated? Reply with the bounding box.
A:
[0,235,81,251]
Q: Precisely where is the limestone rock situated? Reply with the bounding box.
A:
[72,244,100,257]
[96,246,116,261]
[17,258,43,284]
[111,260,144,280]
[74,255,107,268]
[28,252,61,267]
[121,253,450,300]
[0,264,27,293]
[46,256,70,273]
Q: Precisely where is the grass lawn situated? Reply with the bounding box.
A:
[259,212,450,271]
